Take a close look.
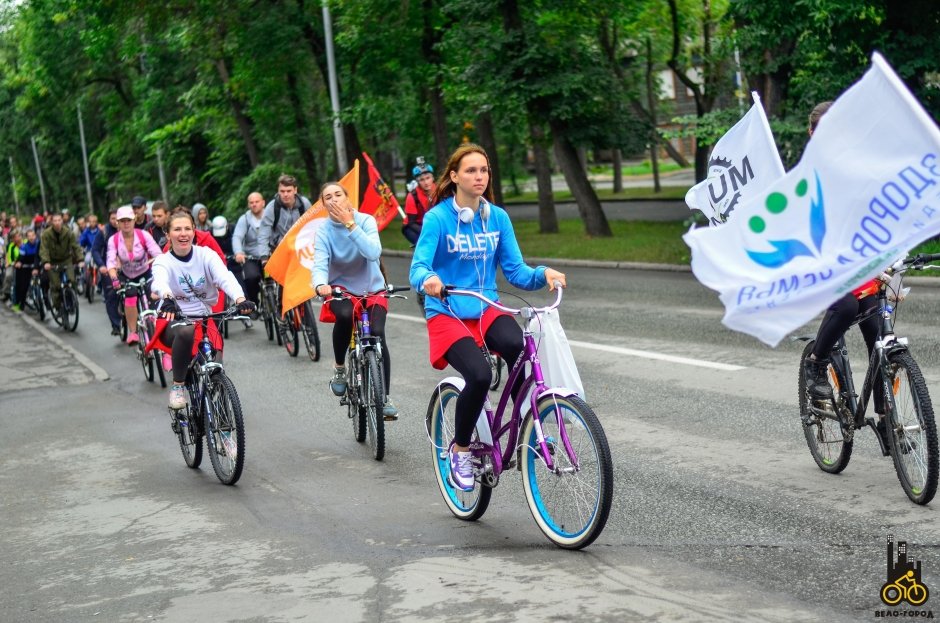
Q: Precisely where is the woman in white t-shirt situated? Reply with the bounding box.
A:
[149,208,255,409]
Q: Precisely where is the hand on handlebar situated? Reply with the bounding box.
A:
[158,296,181,321]
[544,268,567,291]
[423,275,445,299]
[316,284,332,298]
[235,298,258,318]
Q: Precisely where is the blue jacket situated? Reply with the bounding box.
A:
[409,198,546,319]
[91,224,117,268]
[312,212,385,294]
[19,239,40,266]
[79,226,97,251]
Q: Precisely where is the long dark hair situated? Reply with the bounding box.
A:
[431,143,495,206]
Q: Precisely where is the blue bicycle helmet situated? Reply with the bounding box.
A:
[412,156,434,179]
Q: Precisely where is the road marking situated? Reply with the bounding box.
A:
[388,312,744,371]
[18,312,111,381]
[567,339,745,371]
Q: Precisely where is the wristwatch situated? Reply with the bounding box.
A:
[344,220,355,230]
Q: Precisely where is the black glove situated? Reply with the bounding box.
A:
[158,297,181,318]
[236,299,258,318]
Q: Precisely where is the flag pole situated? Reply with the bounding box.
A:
[77,104,94,214]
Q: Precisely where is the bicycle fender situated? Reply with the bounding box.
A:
[435,376,494,445]
[520,387,582,418]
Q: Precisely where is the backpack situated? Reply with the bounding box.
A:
[269,196,308,249]
[112,228,147,259]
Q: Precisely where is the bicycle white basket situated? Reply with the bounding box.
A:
[527,307,585,400]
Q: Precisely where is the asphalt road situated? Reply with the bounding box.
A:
[3,256,939,622]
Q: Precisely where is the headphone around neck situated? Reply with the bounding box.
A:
[452,197,490,224]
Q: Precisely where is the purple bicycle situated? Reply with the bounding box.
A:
[425,285,613,549]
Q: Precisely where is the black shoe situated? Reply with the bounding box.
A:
[111,326,121,336]
[804,357,834,401]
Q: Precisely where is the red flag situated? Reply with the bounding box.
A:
[360,152,402,231]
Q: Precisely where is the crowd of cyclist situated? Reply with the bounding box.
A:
[1,149,571,491]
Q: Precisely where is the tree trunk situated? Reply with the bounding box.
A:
[428,77,449,172]
[214,58,259,169]
[551,122,611,237]
[476,110,503,205]
[286,72,320,193]
[612,149,623,193]
[627,99,689,167]
[645,38,661,193]
[343,123,362,171]
[530,121,557,234]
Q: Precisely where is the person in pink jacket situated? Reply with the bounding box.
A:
[107,206,163,345]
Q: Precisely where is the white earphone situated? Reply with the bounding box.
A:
[452,197,490,224]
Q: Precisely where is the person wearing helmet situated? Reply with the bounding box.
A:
[401,157,437,245]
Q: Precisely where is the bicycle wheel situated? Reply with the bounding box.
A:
[798,341,853,474]
[347,351,366,443]
[302,301,321,362]
[520,394,613,549]
[204,371,246,485]
[49,290,63,326]
[138,321,154,383]
[489,352,503,391]
[425,382,491,521]
[263,305,275,341]
[884,350,938,505]
[75,272,85,296]
[363,351,385,461]
[62,287,79,332]
[176,384,203,468]
[282,310,299,357]
[31,284,45,321]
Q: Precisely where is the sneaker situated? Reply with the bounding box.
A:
[448,447,474,492]
[168,384,186,410]
[241,317,253,329]
[11,304,21,313]
[126,332,139,345]
[110,325,121,336]
[804,357,834,401]
[330,366,347,396]
[383,397,399,421]
[162,353,173,373]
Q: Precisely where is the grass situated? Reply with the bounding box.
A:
[588,161,685,176]
[380,219,691,265]
[501,186,688,204]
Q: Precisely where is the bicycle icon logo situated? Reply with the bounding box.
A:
[882,570,929,606]
[881,535,930,607]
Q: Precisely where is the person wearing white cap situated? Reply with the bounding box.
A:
[107,205,163,345]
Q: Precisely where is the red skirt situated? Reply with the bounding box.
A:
[427,306,512,370]
[852,278,879,299]
[319,294,389,323]
[145,317,223,356]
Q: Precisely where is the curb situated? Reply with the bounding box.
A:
[381,249,940,284]
[17,311,111,382]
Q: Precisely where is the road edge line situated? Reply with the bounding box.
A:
[18,313,110,382]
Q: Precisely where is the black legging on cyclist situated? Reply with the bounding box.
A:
[162,324,196,384]
[241,259,262,304]
[445,315,525,447]
[331,299,391,391]
[812,292,884,411]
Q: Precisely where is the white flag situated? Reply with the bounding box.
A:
[684,53,940,347]
[685,92,785,224]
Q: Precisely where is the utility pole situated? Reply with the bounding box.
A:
[140,37,169,203]
[322,2,348,175]
[30,136,47,213]
[77,104,94,214]
[9,157,20,215]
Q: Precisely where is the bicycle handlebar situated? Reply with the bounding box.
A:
[442,282,564,315]
[327,284,411,300]
[166,306,251,325]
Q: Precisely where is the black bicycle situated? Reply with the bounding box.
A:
[23,265,45,321]
[47,264,80,332]
[169,307,251,485]
[796,253,940,505]
[329,284,409,461]
[259,273,282,345]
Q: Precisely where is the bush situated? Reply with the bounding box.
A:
[221,163,298,220]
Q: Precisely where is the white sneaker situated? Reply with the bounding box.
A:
[168,384,186,410]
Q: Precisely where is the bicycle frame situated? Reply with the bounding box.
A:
[435,287,578,480]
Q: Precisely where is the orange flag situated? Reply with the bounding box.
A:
[266,160,360,314]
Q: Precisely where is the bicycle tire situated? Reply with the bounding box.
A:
[364,350,385,461]
[120,316,128,342]
[263,307,275,341]
[75,272,85,296]
[282,310,299,357]
[85,269,95,304]
[798,341,853,474]
[347,351,366,443]
[176,388,203,469]
[49,291,63,326]
[31,284,45,321]
[62,287,79,332]
[885,350,938,505]
[425,382,491,521]
[303,301,321,362]
[520,394,613,549]
[204,371,246,485]
[138,323,154,382]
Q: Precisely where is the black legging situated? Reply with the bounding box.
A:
[13,266,34,306]
[445,315,525,447]
[812,292,884,411]
[162,324,196,384]
[331,299,391,392]
[241,259,262,304]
